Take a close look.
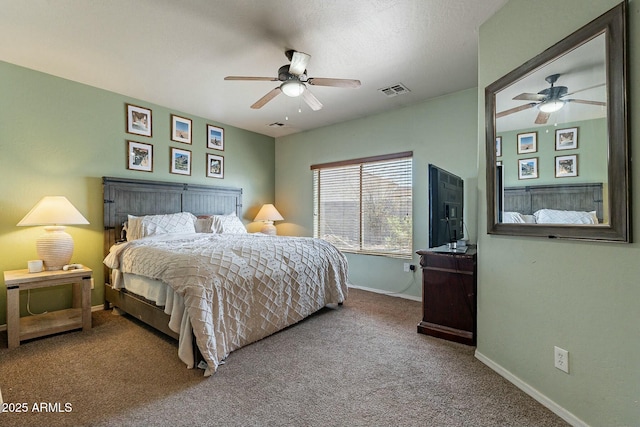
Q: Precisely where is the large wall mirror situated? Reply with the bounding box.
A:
[485,2,629,242]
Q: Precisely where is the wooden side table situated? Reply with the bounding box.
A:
[4,266,92,349]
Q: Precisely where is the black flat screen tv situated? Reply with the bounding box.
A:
[428,164,464,251]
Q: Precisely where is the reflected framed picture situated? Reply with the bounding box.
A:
[127,140,153,172]
[517,131,537,154]
[126,104,152,137]
[171,114,192,144]
[555,154,578,177]
[207,124,224,151]
[518,157,538,180]
[170,147,191,175]
[496,136,502,157]
[206,153,224,179]
[555,127,578,150]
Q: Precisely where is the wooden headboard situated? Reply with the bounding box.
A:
[103,176,243,256]
[503,182,604,222]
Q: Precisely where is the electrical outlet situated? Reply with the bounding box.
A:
[554,346,569,373]
[90,278,95,290]
[403,263,415,272]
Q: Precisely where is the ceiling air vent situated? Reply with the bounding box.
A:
[379,83,411,97]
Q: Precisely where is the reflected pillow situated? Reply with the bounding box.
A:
[533,209,598,224]
[502,212,525,223]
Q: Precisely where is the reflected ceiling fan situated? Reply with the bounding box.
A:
[224,49,361,111]
[496,73,606,125]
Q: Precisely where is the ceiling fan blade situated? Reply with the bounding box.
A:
[535,111,550,124]
[251,87,281,109]
[302,88,323,111]
[289,51,311,76]
[564,83,605,97]
[307,78,361,88]
[513,93,546,101]
[566,99,607,106]
[496,103,537,118]
[225,76,278,81]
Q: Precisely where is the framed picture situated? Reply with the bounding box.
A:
[171,114,192,144]
[206,153,224,179]
[555,127,578,150]
[170,147,191,176]
[555,154,578,177]
[127,141,153,172]
[496,136,502,157]
[126,104,152,137]
[207,124,224,151]
[518,157,538,180]
[517,131,537,154]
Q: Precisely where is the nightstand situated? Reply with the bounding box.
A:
[4,266,92,349]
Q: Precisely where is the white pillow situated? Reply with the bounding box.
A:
[212,212,247,234]
[502,212,525,223]
[533,209,598,224]
[126,212,197,241]
[522,214,537,224]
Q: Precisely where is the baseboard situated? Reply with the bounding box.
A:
[91,304,104,312]
[474,350,588,427]
[0,305,106,332]
[348,284,421,302]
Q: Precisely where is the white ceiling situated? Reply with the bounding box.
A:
[0,0,508,138]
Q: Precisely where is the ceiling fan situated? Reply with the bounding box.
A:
[496,73,606,125]
[224,49,361,111]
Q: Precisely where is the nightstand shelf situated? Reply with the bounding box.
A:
[4,267,92,349]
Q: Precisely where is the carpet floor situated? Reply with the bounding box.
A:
[0,288,567,426]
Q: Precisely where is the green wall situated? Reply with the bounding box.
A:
[275,88,479,298]
[478,1,639,425]
[0,61,275,323]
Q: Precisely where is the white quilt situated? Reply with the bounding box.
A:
[104,233,349,375]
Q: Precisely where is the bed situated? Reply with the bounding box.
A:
[500,182,604,224]
[102,177,349,376]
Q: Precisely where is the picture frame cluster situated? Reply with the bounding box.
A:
[125,103,225,179]
[496,127,579,180]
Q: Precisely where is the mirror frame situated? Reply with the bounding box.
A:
[485,2,629,242]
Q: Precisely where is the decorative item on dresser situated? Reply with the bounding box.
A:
[253,204,284,235]
[416,247,477,345]
[17,196,90,271]
[4,266,93,349]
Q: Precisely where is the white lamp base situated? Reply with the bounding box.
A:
[260,221,277,236]
[36,226,74,270]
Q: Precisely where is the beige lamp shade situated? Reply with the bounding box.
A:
[18,196,90,271]
[254,204,284,235]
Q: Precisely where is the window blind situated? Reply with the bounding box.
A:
[312,152,413,259]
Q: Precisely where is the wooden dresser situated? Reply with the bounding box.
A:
[416,247,477,345]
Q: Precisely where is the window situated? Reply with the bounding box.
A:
[311,151,413,259]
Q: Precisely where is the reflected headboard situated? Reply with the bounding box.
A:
[504,182,604,222]
[103,176,243,256]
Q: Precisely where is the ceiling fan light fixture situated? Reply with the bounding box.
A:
[538,99,565,113]
[280,80,305,97]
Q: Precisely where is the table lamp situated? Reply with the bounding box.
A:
[254,204,284,235]
[17,196,90,270]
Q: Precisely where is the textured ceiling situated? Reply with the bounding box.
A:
[0,0,508,138]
